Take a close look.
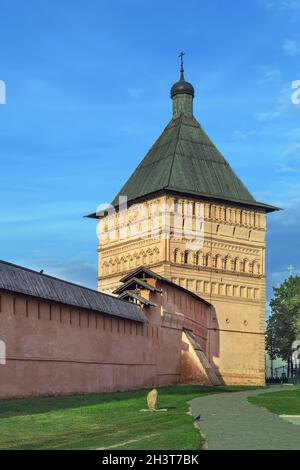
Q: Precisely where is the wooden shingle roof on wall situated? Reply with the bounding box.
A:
[119,266,212,307]
[0,260,148,323]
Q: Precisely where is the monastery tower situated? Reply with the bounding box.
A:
[88,57,278,385]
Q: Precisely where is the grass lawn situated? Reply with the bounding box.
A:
[248,388,300,416]
[0,385,256,450]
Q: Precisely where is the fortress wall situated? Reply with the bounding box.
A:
[157,281,209,353]
[0,291,180,399]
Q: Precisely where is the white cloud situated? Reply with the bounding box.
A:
[127,88,143,98]
[270,182,300,219]
[277,144,300,172]
[280,0,300,9]
[256,84,295,121]
[284,144,300,158]
[256,65,281,84]
[257,109,282,122]
[282,39,300,56]
[261,0,300,10]
[232,129,256,141]
[286,128,300,139]
[259,0,300,23]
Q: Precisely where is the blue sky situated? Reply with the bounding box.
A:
[0,0,299,306]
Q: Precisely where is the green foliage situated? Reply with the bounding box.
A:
[266,276,300,362]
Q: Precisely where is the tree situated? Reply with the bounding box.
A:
[266,276,300,378]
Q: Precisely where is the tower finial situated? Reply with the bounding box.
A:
[179,51,185,80]
[170,52,194,117]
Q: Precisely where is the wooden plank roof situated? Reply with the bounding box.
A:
[0,260,148,323]
[118,266,211,306]
[113,277,162,295]
[108,114,279,213]
[118,290,157,307]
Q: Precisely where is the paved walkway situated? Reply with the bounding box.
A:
[190,387,300,450]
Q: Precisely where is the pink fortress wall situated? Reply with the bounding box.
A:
[0,280,213,398]
[157,281,210,353]
[144,281,215,385]
[0,291,182,399]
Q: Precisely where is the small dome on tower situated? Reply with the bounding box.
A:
[171,51,195,98]
[171,79,194,98]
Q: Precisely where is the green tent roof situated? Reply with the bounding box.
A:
[111,114,278,212]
